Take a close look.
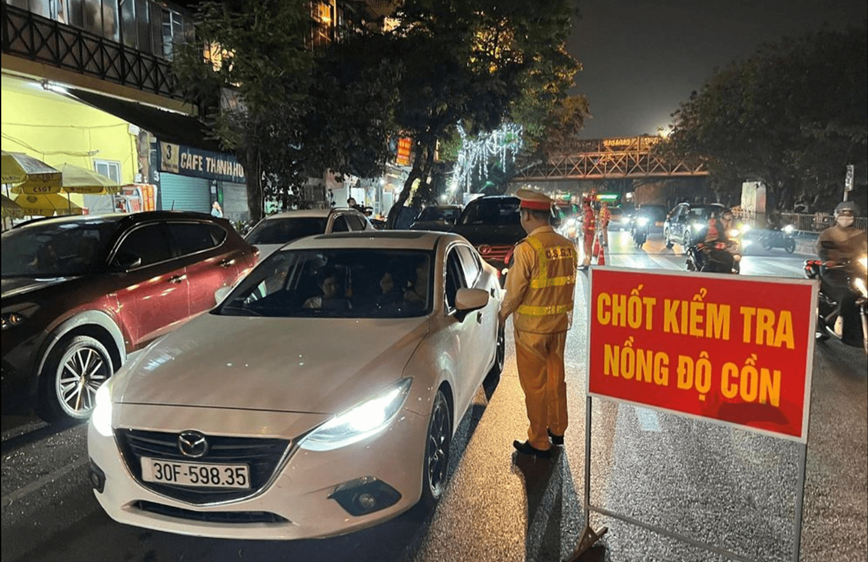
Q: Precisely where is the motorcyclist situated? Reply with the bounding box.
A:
[816,201,868,330]
[698,209,737,271]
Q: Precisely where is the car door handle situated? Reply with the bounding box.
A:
[168,274,187,284]
[219,258,236,268]
[476,311,483,324]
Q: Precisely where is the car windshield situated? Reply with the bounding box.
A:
[417,207,459,222]
[687,206,727,221]
[1,220,117,278]
[215,249,433,318]
[245,217,328,245]
[459,199,520,226]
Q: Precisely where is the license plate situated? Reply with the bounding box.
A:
[141,457,250,489]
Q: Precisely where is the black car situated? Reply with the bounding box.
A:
[663,202,730,248]
[409,204,462,232]
[449,195,530,285]
[1,211,257,421]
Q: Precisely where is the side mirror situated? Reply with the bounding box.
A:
[455,287,489,313]
[214,286,232,304]
[112,252,141,270]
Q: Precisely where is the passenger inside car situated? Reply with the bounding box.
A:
[303,266,352,310]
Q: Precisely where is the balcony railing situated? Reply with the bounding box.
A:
[1,3,180,100]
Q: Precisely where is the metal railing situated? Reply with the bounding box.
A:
[1,3,180,100]
[733,210,867,233]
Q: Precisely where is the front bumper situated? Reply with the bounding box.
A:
[88,403,429,540]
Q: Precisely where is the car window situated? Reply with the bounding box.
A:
[167,222,226,256]
[344,214,366,230]
[1,220,117,277]
[459,199,521,226]
[331,216,350,232]
[445,249,467,309]
[456,245,480,286]
[245,217,328,245]
[216,249,433,318]
[116,224,172,267]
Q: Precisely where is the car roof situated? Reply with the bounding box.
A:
[276,230,466,251]
[262,207,359,220]
[8,210,218,231]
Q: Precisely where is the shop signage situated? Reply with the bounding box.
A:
[396,137,412,166]
[159,142,245,184]
[588,268,816,441]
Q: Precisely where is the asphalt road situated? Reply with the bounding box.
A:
[2,230,866,562]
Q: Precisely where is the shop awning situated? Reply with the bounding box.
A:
[66,89,224,153]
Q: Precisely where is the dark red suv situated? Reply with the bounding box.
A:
[1,212,258,422]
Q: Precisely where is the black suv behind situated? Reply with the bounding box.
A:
[449,196,528,285]
[663,202,730,248]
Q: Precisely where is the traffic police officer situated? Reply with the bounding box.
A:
[500,189,577,458]
[581,199,596,267]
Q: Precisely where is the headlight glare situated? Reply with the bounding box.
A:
[853,276,868,298]
[728,229,740,239]
[1,302,39,330]
[92,380,114,437]
[637,217,649,226]
[300,378,412,452]
[858,257,867,271]
[783,224,795,234]
[692,223,704,232]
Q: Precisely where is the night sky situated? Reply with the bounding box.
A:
[568,0,868,139]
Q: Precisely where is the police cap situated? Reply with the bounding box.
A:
[515,188,554,212]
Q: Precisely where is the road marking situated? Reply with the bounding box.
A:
[633,407,661,431]
[1,456,89,508]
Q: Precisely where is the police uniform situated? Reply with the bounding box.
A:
[581,201,596,266]
[500,189,577,453]
[598,202,611,247]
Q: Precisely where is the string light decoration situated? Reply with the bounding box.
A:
[450,123,524,193]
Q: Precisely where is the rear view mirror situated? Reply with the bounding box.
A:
[112,252,141,270]
[455,287,489,312]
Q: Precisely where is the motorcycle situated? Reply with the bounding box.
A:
[686,239,741,274]
[804,255,868,355]
[759,224,797,253]
[632,216,650,247]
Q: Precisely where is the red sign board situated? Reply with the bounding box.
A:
[588,267,817,442]
[396,137,412,166]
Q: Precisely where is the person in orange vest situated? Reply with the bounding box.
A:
[598,201,611,247]
[500,189,577,458]
[580,199,596,267]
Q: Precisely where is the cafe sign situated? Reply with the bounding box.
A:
[159,142,245,184]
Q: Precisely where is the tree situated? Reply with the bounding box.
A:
[173,1,398,220]
[378,0,580,227]
[661,24,867,213]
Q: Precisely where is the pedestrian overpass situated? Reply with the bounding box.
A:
[511,136,708,184]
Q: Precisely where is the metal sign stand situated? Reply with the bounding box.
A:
[566,394,809,562]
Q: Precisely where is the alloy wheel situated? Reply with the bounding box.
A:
[425,392,451,500]
[53,338,112,419]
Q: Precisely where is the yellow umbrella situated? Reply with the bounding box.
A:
[13,193,82,217]
[59,163,121,194]
[2,151,62,194]
[2,193,26,219]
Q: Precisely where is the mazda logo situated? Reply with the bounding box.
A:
[478,244,492,255]
[178,430,209,458]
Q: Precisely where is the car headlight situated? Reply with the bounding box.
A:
[92,378,115,437]
[783,224,795,234]
[858,257,867,271]
[740,224,751,233]
[299,378,412,452]
[1,302,39,330]
[853,276,868,298]
[566,218,576,227]
[637,217,649,227]
[728,229,740,239]
[691,222,704,232]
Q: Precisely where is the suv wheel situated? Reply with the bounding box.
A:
[37,335,115,422]
[664,228,673,248]
[682,230,691,248]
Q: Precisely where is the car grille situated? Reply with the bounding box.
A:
[116,428,291,505]
[475,244,513,263]
[133,501,288,524]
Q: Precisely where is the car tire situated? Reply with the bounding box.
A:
[682,230,691,248]
[487,325,505,381]
[36,335,114,422]
[420,390,451,507]
[784,239,796,254]
[664,228,673,248]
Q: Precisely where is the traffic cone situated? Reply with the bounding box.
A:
[592,235,601,260]
[597,240,607,266]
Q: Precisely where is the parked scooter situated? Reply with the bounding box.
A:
[760,224,797,253]
[804,255,868,355]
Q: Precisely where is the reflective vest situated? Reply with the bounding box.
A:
[514,233,577,333]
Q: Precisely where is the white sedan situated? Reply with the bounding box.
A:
[88,231,504,540]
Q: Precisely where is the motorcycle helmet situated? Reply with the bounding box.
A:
[834,201,857,227]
